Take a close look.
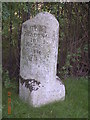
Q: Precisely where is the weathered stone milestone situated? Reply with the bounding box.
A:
[19,12,65,107]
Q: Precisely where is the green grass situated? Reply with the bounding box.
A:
[2,77,88,118]
[0,80,2,119]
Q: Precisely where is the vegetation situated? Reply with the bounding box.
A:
[2,76,88,118]
[2,3,89,80]
[0,80,2,120]
[2,2,89,118]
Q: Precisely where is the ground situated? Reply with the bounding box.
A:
[2,77,88,118]
[0,80,2,119]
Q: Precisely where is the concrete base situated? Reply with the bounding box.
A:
[19,76,65,107]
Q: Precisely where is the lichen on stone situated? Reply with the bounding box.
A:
[19,75,41,92]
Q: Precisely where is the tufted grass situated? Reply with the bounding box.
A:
[0,80,2,119]
[2,77,88,118]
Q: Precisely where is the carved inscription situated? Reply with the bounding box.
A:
[22,25,51,63]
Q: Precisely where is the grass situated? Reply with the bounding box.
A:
[2,77,88,118]
[0,80,2,119]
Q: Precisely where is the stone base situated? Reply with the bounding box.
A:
[19,76,65,107]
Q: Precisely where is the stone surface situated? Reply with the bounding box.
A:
[19,12,65,107]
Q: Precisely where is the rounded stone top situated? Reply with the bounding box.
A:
[23,12,59,29]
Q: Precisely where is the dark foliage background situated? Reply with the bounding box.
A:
[2,2,89,82]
